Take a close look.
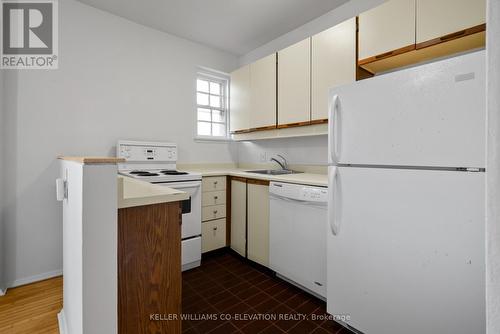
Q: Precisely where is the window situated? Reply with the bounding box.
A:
[196,73,229,138]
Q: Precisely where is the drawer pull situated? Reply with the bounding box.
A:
[214,196,218,200]
[213,210,218,214]
[213,227,218,231]
[375,50,394,59]
[440,29,466,41]
[214,181,218,185]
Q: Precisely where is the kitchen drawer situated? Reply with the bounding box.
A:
[202,204,226,221]
[202,176,226,192]
[202,190,226,206]
[202,219,226,253]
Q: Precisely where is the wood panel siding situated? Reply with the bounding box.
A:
[118,202,182,334]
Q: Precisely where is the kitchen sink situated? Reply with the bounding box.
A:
[245,169,303,175]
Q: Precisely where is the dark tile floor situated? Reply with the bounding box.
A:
[182,250,352,334]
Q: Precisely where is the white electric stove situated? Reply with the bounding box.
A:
[117,140,202,271]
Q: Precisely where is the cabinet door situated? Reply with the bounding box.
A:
[311,18,356,121]
[359,0,416,60]
[247,182,270,267]
[250,54,277,129]
[278,38,310,126]
[416,0,486,44]
[230,65,251,132]
[230,179,246,257]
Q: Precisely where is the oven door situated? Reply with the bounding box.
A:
[155,181,202,239]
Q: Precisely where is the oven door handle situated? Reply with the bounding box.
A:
[154,182,201,190]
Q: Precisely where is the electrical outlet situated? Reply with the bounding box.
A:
[259,152,267,162]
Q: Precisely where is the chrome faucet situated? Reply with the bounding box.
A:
[270,154,289,170]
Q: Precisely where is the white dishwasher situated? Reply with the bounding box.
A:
[269,181,328,299]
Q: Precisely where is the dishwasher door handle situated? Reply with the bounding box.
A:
[269,193,327,207]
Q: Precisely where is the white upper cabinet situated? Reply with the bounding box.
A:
[278,38,311,126]
[311,18,356,121]
[416,0,486,44]
[229,65,251,132]
[359,0,416,60]
[250,53,277,129]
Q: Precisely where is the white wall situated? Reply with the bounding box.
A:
[487,0,500,332]
[0,66,5,293]
[239,0,385,65]
[2,0,238,286]
[238,136,327,166]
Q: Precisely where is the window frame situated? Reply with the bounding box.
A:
[195,70,230,141]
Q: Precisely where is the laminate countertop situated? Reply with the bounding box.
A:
[183,167,328,187]
[117,176,189,209]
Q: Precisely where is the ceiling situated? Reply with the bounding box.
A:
[76,0,350,55]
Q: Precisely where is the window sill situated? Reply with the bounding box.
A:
[194,136,233,143]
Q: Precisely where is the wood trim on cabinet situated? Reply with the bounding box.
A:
[226,176,231,246]
[231,125,277,134]
[249,125,278,132]
[230,129,252,134]
[416,23,486,50]
[276,52,279,130]
[230,176,247,183]
[247,179,270,186]
[358,44,416,66]
[310,118,329,125]
[277,121,311,129]
[355,16,375,80]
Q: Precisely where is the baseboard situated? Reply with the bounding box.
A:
[57,309,68,334]
[9,269,62,288]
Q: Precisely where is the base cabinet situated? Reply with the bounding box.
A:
[201,176,228,253]
[230,177,247,257]
[247,181,270,266]
[230,177,270,267]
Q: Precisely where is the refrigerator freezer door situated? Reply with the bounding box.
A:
[329,50,485,168]
[327,166,485,334]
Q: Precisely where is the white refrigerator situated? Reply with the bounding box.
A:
[327,50,486,334]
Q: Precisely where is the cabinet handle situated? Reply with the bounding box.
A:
[440,29,466,41]
[214,196,218,200]
[213,210,218,214]
[214,181,218,185]
[213,226,218,231]
[375,50,394,59]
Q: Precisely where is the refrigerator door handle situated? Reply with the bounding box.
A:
[328,166,340,235]
[328,95,341,164]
